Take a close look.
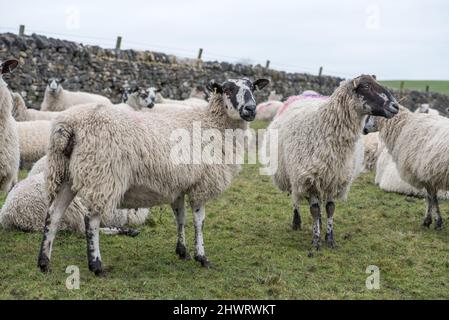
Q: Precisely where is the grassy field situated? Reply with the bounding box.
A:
[380,80,449,94]
[1,120,449,300]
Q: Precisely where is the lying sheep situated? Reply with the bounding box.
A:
[364,106,449,229]
[0,59,20,192]
[267,75,398,253]
[16,120,51,169]
[41,78,111,111]
[37,77,269,276]
[415,103,439,115]
[0,156,148,235]
[11,92,59,121]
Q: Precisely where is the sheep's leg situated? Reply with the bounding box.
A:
[38,183,75,273]
[325,197,336,249]
[171,195,191,260]
[99,227,140,237]
[191,203,212,268]
[85,213,105,277]
[308,196,321,257]
[431,192,443,230]
[423,189,434,228]
[291,192,301,230]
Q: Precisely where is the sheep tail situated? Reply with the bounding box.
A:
[47,122,75,203]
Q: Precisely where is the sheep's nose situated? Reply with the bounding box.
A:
[390,102,399,113]
[243,104,256,113]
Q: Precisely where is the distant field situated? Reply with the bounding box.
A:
[380,80,449,94]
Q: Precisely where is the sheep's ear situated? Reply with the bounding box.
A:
[206,82,223,94]
[253,78,270,91]
[352,77,362,89]
[59,78,66,83]
[371,75,377,80]
[1,59,19,74]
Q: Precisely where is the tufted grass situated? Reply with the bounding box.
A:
[1,120,449,300]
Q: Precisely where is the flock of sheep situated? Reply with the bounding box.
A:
[0,57,448,278]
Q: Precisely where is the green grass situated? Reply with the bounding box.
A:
[1,121,449,299]
[380,80,449,94]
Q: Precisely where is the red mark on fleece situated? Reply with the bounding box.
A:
[276,93,328,117]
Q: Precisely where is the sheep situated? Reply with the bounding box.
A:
[374,105,449,197]
[266,75,399,254]
[40,78,111,112]
[275,90,327,118]
[415,103,439,115]
[121,87,157,111]
[255,100,284,121]
[155,87,209,109]
[268,90,282,101]
[0,156,148,235]
[362,132,380,172]
[11,92,60,121]
[364,106,449,229]
[37,77,269,276]
[0,59,20,192]
[16,120,51,169]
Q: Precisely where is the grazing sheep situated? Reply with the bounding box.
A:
[364,107,449,229]
[11,92,60,121]
[0,59,20,192]
[0,157,148,234]
[37,77,269,276]
[362,132,380,172]
[40,78,111,112]
[16,120,51,169]
[267,75,399,253]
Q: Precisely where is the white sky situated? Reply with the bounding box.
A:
[1,0,448,80]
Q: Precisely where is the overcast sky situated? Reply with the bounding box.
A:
[1,0,448,80]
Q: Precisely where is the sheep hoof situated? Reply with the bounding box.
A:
[434,218,443,230]
[88,259,104,276]
[422,217,432,228]
[176,243,191,260]
[291,223,301,231]
[94,270,107,278]
[126,228,140,237]
[195,255,212,268]
[325,232,336,249]
[38,256,51,273]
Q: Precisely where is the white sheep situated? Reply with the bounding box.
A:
[266,75,399,253]
[268,90,282,101]
[121,87,157,111]
[16,120,51,169]
[362,132,380,172]
[37,78,269,276]
[155,87,209,109]
[11,92,60,121]
[40,78,111,112]
[255,101,283,121]
[0,156,148,235]
[0,59,20,192]
[364,106,449,229]
[415,103,439,115]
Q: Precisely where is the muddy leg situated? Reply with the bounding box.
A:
[171,194,191,260]
[291,192,301,230]
[325,197,336,249]
[308,196,321,257]
[423,189,434,228]
[431,192,443,230]
[38,183,75,273]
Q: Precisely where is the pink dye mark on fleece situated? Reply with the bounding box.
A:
[276,93,328,117]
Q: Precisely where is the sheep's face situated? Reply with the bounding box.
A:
[207,78,270,121]
[353,75,399,119]
[0,59,18,85]
[362,115,379,135]
[419,104,430,113]
[140,87,157,108]
[47,78,64,94]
